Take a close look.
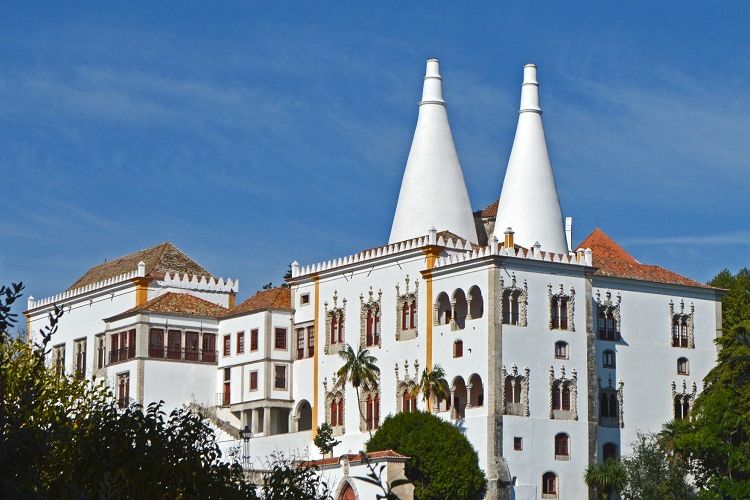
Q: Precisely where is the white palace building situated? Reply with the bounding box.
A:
[25,60,723,499]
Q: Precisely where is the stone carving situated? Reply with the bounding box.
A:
[323,375,345,435]
[359,287,382,348]
[501,364,530,417]
[598,375,624,428]
[548,284,575,331]
[395,359,419,412]
[549,365,578,421]
[396,275,419,340]
[595,290,622,340]
[499,273,528,327]
[324,290,347,355]
[669,300,695,349]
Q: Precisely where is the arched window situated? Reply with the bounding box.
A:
[603,442,618,460]
[554,433,569,459]
[598,309,617,340]
[401,302,410,331]
[453,289,468,330]
[551,297,569,330]
[401,391,417,413]
[554,341,568,360]
[338,481,356,500]
[452,377,467,419]
[677,357,689,375]
[329,395,344,427]
[365,306,380,347]
[409,300,417,329]
[469,374,484,407]
[600,392,619,426]
[436,292,451,325]
[672,316,689,347]
[542,472,558,497]
[468,286,484,319]
[296,400,312,431]
[552,382,571,411]
[603,350,616,369]
[453,340,463,358]
[502,290,521,325]
[674,396,691,420]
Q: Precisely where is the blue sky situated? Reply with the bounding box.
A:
[2,2,749,301]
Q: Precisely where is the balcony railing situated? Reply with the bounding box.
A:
[216,392,230,407]
[147,346,218,364]
[109,347,136,364]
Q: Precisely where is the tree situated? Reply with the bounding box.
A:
[0,282,327,499]
[584,459,627,500]
[708,268,750,334]
[410,364,448,413]
[335,343,380,437]
[366,411,486,500]
[618,432,694,500]
[313,422,340,457]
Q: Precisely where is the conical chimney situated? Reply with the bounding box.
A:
[492,64,568,254]
[389,59,478,244]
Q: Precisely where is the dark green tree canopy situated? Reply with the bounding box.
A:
[366,410,486,500]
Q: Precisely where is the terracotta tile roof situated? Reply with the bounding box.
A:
[474,199,498,218]
[110,292,228,319]
[578,228,710,288]
[224,287,291,317]
[300,450,409,468]
[68,242,213,291]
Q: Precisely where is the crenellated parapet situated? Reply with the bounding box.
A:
[27,267,144,310]
[157,272,238,293]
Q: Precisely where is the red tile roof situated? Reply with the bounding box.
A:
[68,242,213,291]
[474,199,498,218]
[111,292,228,319]
[224,287,291,317]
[578,228,709,288]
[300,450,409,468]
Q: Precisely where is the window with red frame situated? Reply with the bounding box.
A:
[454,340,464,358]
[307,327,315,357]
[237,331,245,354]
[249,371,258,391]
[274,365,287,389]
[223,335,231,356]
[554,433,569,458]
[330,398,344,427]
[296,328,305,359]
[365,394,380,430]
[250,329,258,351]
[275,328,287,350]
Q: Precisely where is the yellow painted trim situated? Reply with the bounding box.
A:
[422,247,440,369]
[312,275,320,438]
[134,278,150,306]
[228,292,237,309]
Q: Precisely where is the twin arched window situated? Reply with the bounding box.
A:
[597,309,617,340]
[672,316,689,347]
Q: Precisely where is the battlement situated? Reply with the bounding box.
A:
[27,268,143,311]
[290,230,593,279]
[158,272,238,293]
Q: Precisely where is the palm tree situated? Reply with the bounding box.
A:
[584,459,627,500]
[336,343,380,437]
[411,364,448,413]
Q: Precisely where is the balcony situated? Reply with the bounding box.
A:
[109,347,136,364]
[147,346,218,364]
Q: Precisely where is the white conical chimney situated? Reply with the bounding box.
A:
[389,59,478,244]
[492,64,568,254]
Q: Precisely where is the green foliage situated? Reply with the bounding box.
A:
[366,411,486,500]
[336,343,380,437]
[584,459,627,500]
[410,364,448,413]
[708,268,750,334]
[313,422,340,456]
[0,282,326,499]
[619,432,694,500]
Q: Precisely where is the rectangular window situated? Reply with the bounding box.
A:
[300,293,310,305]
[249,371,258,391]
[149,328,164,358]
[274,328,287,350]
[250,329,259,351]
[274,365,287,389]
[185,331,199,361]
[110,334,119,363]
[453,340,463,358]
[296,328,305,359]
[202,333,216,362]
[167,329,181,359]
[223,335,231,356]
[222,368,230,406]
[307,327,315,357]
[237,331,245,354]
[514,437,523,451]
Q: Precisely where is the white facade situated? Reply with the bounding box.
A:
[24,60,723,500]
